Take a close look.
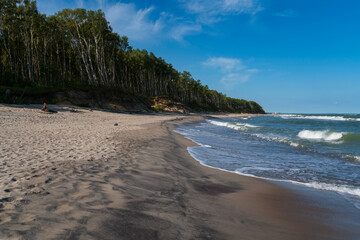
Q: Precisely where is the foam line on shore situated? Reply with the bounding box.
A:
[178,129,360,210]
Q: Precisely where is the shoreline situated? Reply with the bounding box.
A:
[177,117,360,238]
[0,104,354,239]
[169,118,352,240]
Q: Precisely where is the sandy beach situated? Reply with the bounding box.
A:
[0,104,350,239]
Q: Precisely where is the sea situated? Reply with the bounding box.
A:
[175,113,360,211]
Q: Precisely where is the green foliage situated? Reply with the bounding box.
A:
[0,0,265,113]
[153,104,165,112]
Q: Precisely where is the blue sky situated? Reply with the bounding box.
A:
[36,0,360,113]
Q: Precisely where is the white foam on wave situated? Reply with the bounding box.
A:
[234,169,360,198]
[251,133,286,142]
[346,155,360,163]
[208,119,306,149]
[277,114,360,122]
[250,133,302,148]
[303,182,360,199]
[236,122,258,128]
[235,170,360,198]
[290,142,300,147]
[237,166,281,172]
[234,169,360,209]
[207,120,259,131]
[298,130,344,141]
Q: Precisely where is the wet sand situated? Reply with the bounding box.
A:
[0,104,351,239]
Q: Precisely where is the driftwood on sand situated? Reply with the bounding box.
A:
[41,103,58,114]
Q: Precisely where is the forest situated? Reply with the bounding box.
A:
[0,0,265,113]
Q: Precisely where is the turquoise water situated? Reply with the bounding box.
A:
[176,114,360,210]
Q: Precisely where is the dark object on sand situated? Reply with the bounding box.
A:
[114,123,118,126]
[41,103,58,113]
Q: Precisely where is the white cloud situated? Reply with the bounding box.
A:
[274,9,296,17]
[203,57,244,72]
[180,0,263,24]
[36,0,263,43]
[105,3,165,42]
[105,3,206,42]
[106,4,203,42]
[246,68,260,73]
[203,57,259,86]
[170,24,202,41]
[222,73,250,84]
[36,0,201,43]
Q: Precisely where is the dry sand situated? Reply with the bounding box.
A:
[0,104,347,239]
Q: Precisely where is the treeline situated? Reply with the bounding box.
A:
[0,0,265,113]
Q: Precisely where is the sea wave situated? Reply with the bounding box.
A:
[234,169,360,209]
[237,166,282,172]
[207,120,259,131]
[277,114,360,121]
[297,130,344,141]
[234,169,360,201]
[346,155,360,163]
[250,133,303,148]
[302,182,360,199]
[183,134,360,210]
